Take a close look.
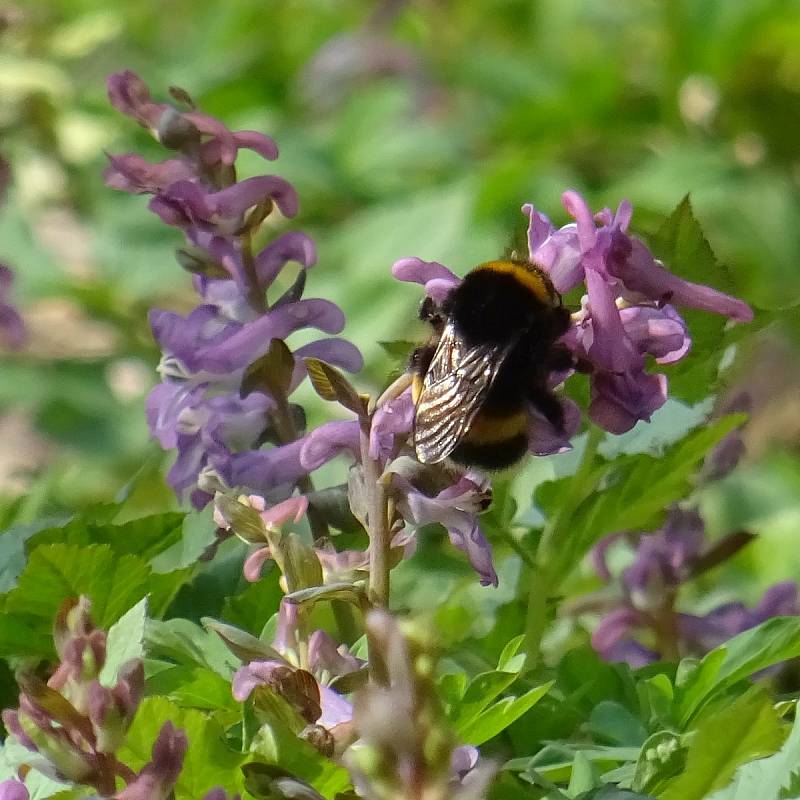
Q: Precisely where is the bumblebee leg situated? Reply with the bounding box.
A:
[529,383,566,433]
[546,343,575,372]
[409,343,436,376]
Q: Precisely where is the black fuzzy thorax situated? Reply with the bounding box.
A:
[445,270,571,415]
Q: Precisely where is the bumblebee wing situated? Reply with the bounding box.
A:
[413,322,512,464]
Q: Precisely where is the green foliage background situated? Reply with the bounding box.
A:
[1,0,799,667]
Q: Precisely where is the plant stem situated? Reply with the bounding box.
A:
[360,423,391,608]
[523,425,604,672]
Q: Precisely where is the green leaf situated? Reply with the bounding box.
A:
[575,788,656,800]
[0,544,150,657]
[27,512,186,564]
[706,705,800,800]
[568,751,598,797]
[145,664,239,713]
[146,618,239,677]
[588,701,647,747]
[677,617,800,725]
[660,688,785,800]
[445,669,518,728]
[0,518,67,593]
[100,596,147,687]
[222,572,283,636]
[648,196,750,403]
[539,416,744,582]
[119,697,246,800]
[460,682,552,745]
[378,339,416,363]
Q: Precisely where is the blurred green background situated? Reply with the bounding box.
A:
[1,0,799,607]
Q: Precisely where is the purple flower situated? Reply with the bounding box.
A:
[0,266,25,350]
[0,781,29,800]
[394,190,753,438]
[115,722,187,800]
[589,509,800,667]
[148,177,298,235]
[395,470,497,587]
[108,72,363,509]
[231,601,359,734]
[527,191,752,431]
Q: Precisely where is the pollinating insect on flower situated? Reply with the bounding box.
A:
[395,189,753,466]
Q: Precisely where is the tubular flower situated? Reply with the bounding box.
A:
[106,71,362,507]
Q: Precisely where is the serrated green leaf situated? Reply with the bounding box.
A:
[100,596,147,687]
[648,197,753,403]
[540,415,745,582]
[660,688,785,800]
[707,704,800,800]
[146,664,239,713]
[26,512,186,564]
[119,697,246,800]
[146,618,239,678]
[677,617,800,725]
[0,544,150,656]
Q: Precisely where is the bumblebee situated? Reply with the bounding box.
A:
[410,257,572,470]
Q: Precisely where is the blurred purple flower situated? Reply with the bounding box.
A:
[115,722,187,800]
[0,266,25,349]
[589,508,800,667]
[0,781,28,800]
[2,598,146,793]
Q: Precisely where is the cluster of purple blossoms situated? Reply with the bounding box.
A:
[589,507,799,667]
[0,597,234,800]
[107,71,499,588]
[394,190,753,438]
[105,71,362,509]
[231,597,361,755]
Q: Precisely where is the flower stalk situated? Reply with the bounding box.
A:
[524,425,604,672]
